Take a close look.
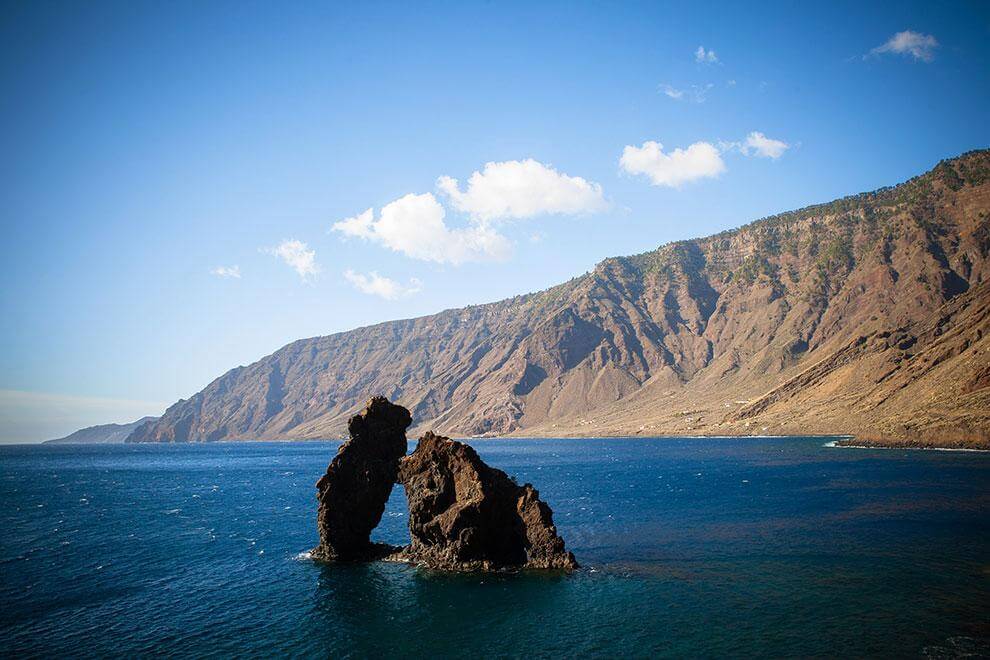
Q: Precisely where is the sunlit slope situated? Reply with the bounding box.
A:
[129,150,990,447]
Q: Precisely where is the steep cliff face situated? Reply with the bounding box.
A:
[128,150,990,447]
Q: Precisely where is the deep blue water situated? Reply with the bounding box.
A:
[1,437,988,658]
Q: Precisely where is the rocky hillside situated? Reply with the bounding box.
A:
[47,417,158,444]
[128,150,990,448]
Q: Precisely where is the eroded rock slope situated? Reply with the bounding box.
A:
[128,150,990,447]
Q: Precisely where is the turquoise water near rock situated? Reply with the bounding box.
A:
[1,437,988,657]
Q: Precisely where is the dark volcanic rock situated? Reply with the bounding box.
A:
[311,397,576,571]
[312,397,412,561]
[396,431,578,571]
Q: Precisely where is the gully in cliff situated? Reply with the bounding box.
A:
[312,396,577,571]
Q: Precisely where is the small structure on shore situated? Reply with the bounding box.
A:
[312,396,577,571]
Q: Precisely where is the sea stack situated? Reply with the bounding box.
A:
[312,396,411,561]
[312,396,576,570]
[398,431,578,571]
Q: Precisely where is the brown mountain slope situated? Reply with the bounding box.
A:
[128,150,990,448]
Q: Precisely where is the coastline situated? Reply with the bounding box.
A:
[827,438,990,453]
[16,431,990,452]
[825,441,990,453]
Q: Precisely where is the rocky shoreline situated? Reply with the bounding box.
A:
[834,434,990,451]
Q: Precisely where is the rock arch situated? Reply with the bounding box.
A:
[312,397,410,561]
[313,397,577,571]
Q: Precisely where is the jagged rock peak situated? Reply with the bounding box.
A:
[312,396,411,561]
[397,431,578,571]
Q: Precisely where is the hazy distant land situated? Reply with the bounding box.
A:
[45,417,158,444]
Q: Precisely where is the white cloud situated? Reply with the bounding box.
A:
[343,270,422,300]
[333,159,607,264]
[695,46,719,64]
[719,132,791,159]
[330,208,375,240]
[620,140,726,188]
[210,265,241,279]
[743,132,789,159]
[659,83,713,103]
[436,159,607,222]
[333,193,512,265]
[868,30,938,62]
[264,239,320,281]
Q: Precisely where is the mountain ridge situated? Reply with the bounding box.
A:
[128,149,990,448]
[46,417,158,444]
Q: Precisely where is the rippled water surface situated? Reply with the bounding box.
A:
[1,437,988,657]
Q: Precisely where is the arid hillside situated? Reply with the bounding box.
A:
[129,150,990,448]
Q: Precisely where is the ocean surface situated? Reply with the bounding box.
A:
[1,437,988,658]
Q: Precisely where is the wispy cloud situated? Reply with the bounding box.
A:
[867,30,938,62]
[210,265,241,279]
[263,239,320,281]
[695,46,719,64]
[744,132,789,159]
[659,83,713,103]
[724,131,790,159]
[620,140,726,188]
[343,270,422,300]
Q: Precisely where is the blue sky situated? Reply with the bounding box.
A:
[2,1,988,442]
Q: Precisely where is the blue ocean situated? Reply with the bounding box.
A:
[1,437,988,657]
